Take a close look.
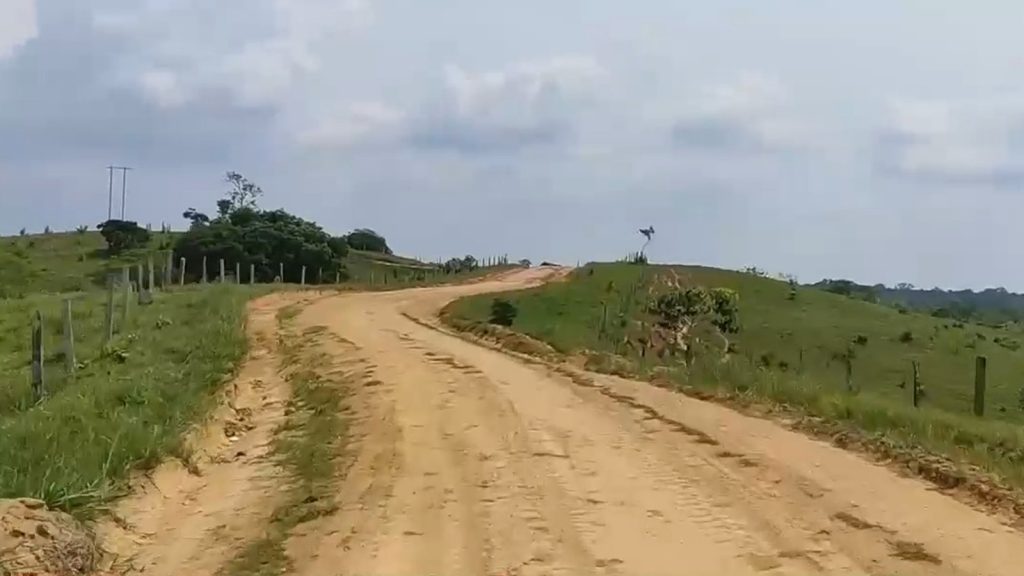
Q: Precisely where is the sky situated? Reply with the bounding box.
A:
[2,1,1024,290]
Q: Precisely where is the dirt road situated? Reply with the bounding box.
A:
[103,268,1024,575]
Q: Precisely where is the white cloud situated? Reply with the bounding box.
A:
[672,72,807,152]
[138,68,189,108]
[296,102,406,148]
[409,57,604,153]
[0,0,37,59]
[879,97,1024,185]
[97,0,373,110]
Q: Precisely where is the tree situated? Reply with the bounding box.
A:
[648,286,740,360]
[222,172,263,215]
[97,219,151,254]
[346,228,392,254]
[183,208,210,229]
[327,236,350,258]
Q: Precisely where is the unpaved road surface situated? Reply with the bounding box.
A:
[102,269,1024,575]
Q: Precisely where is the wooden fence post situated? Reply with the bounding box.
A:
[844,347,854,393]
[165,251,173,287]
[236,262,241,285]
[62,299,75,375]
[202,256,208,283]
[912,360,921,408]
[974,355,987,417]
[219,259,225,284]
[136,263,144,292]
[301,266,307,286]
[318,267,323,284]
[31,311,45,403]
[147,256,155,292]
[104,274,116,344]
[335,271,340,284]
[250,263,256,285]
[180,257,186,286]
[279,263,284,283]
[121,266,131,330]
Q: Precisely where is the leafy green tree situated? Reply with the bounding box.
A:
[97,219,151,254]
[346,228,392,254]
[649,286,740,360]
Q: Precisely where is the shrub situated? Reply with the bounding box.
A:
[43,226,51,234]
[98,219,151,254]
[898,330,914,343]
[994,336,1021,351]
[18,228,25,236]
[75,225,89,235]
[489,298,518,327]
[853,334,869,346]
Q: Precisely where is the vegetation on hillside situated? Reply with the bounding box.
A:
[0,286,254,513]
[445,263,1024,491]
[0,230,175,297]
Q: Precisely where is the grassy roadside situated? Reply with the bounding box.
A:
[443,263,1024,509]
[223,311,349,576]
[0,285,257,515]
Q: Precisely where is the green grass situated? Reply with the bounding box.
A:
[0,231,178,297]
[446,262,1024,489]
[0,284,256,514]
[224,320,348,576]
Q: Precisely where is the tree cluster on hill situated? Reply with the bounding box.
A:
[174,173,359,283]
[813,278,1024,325]
[443,255,479,274]
[346,228,391,254]
[97,220,151,254]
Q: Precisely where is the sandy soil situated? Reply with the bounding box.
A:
[99,269,1024,575]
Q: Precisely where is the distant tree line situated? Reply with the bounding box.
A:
[813,278,1024,325]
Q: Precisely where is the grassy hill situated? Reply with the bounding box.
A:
[0,231,177,297]
[445,262,1024,489]
[0,231,441,297]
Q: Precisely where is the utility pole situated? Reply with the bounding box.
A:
[107,166,115,220]
[106,166,131,220]
[118,167,132,220]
